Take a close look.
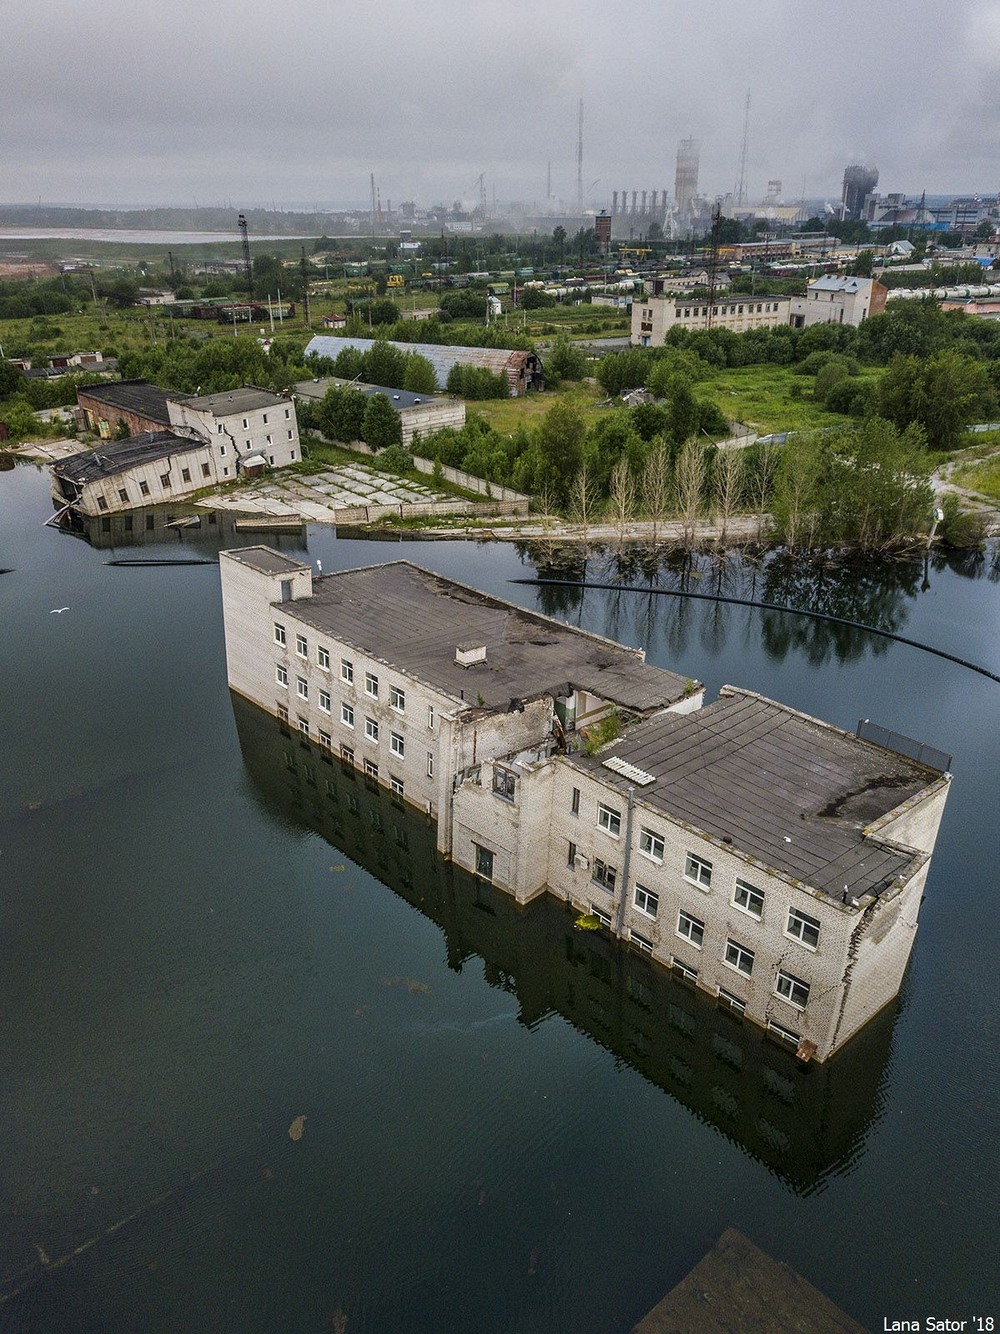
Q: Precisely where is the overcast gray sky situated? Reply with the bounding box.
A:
[4,0,998,210]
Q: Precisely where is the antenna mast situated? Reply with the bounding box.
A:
[300,247,311,328]
[576,99,584,214]
[238,213,253,299]
[735,89,751,206]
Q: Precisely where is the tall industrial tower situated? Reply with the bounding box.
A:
[675,137,700,221]
[734,90,751,206]
[841,164,879,220]
[238,213,253,299]
[576,99,584,215]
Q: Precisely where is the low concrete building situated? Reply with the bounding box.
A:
[293,377,465,445]
[166,387,300,473]
[788,275,887,328]
[632,291,791,346]
[50,432,222,516]
[61,383,301,514]
[304,335,544,395]
[219,550,950,1063]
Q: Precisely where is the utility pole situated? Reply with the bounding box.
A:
[300,248,312,327]
[370,173,377,244]
[706,201,723,328]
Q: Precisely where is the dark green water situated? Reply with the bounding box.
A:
[1,463,998,1333]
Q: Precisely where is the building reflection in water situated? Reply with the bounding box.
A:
[59,505,307,555]
[232,692,899,1197]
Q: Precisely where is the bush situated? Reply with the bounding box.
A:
[377,443,414,474]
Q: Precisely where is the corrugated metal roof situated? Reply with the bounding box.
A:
[808,276,871,294]
[304,336,533,389]
[76,380,175,424]
[570,687,936,900]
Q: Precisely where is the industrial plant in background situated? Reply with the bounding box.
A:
[841,164,879,220]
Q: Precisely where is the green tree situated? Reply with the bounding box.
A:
[361,392,402,450]
[596,347,647,396]
[877,350,991,449]
[402,353,438,394]
[316,385,366,441]
[362,339,407,388]
[547,333,587,381]
[0,360,23,398]
[533,400,585,505]
[552,225,567,262]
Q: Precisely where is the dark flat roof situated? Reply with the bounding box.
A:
[294,378,449,411]
[632,1228,866,1334]
[571,686,938,900]
[280,560,694,712]
[76,379,175,424]
[53,432,204,484]
[183,388,286,416]
[226,547,309,577]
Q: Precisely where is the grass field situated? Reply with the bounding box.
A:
[472,382,608,433]
[950,454,1000,501]
[701,365,866,434]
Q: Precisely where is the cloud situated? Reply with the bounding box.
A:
[1,0,994,205]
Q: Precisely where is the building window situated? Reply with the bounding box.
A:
[365,717,379,743]
[571,786,580,816]
[202,463,211,477]
[685,852,713,890]
[296,634,307,658]
[96,495,109,512]
[297,717,309,737]
[139,481,150,496]
[223,467,229,477]
[160,474,171,488]
[475,844,494,879]
[775,970,811,1009]
[718,988,746,1016]
[427,752,434,777]
[274,623,286,645]
[262,414,268,424]
[597,803,621,837]
[592,859,617,892]
[630,929,653,955]
[390,684,405,712]
[492,767,516,801]
[285,408,291,419]
[634,884,659,918]
[181,468,191,483]
[733,880,764,919]
[318,728,331,748]
[672,958,698,984]
[219,445,227,456]
[318,688,331,713]
[276,664,288,687]
[242,417,249,429]
[365,672,379,698]
[341,703,355,728]
[427,705,435,730]
[390,774,404,798]
[677,909,704,947]
[287,430,293,440]
[725,939,754,976]
[341,744,355,767]
[276,703,288,723]
[117,488,129,503]
[390,731,405,758]
[567,840,577,868]
[317,646,330,670]
[364,757,378,779]
[296,677,308,700]
[639,828,664,861]
[767,1019,800,1049]
[591,902,612,928]
[341,659,354,683]
[786,907,821,950]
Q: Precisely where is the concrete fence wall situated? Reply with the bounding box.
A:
[319,434,531,505]
[330,497,527,525]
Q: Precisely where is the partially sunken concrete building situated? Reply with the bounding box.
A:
[304,336,544,395]
[219,549,950,1064]
[55,383,301,517]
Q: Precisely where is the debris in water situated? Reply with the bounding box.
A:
[381,976,430,995]
[329,1308,348,1333]
[330,864,345,872]
[262,1167,274,1181]
[288,1115,306,1142]
[528,1247,540,1276]
[574,913,601,931]
[34,1244,50,1266]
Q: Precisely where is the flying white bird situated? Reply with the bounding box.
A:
[49,607,69,614]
